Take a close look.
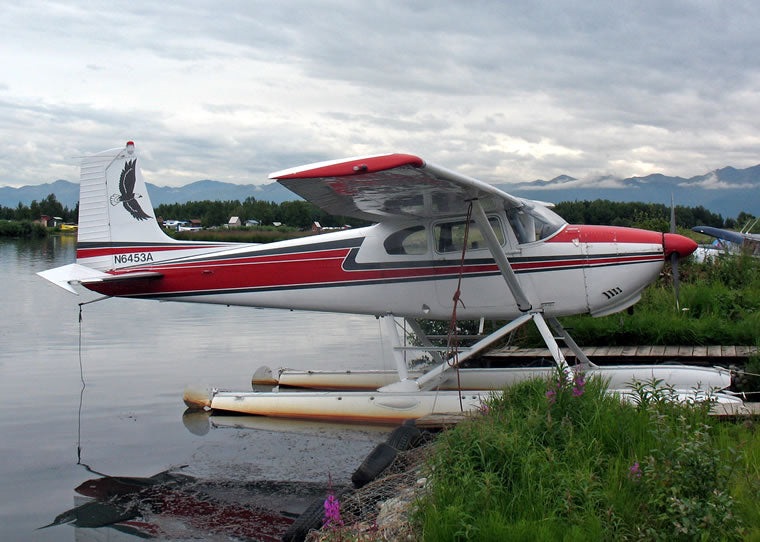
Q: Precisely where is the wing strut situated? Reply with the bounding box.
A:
[378,198,591,393]
[379,314,534,392]
[405,319,444,366]
[379,315,409,382]
[547,316,596,370]
[470,199,533,312]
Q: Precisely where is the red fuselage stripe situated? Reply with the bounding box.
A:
[87,247,662,297]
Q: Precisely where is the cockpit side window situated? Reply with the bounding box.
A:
[434,216,505,253]
[384,225,428,255]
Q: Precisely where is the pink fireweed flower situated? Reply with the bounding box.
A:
[545,389,557,404]
[572,374,585,397]
[323,494,343,527]
[628,462,642,480]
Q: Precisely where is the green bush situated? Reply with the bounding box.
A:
[0,220,49,238]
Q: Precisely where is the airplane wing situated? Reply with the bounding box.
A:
[269,153,537,221]
[691,226,746,245]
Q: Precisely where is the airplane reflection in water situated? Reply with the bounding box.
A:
[42,468,328,541]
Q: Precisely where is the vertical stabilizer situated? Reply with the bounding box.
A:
[76,141,177,271]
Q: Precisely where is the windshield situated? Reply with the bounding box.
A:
[506,205,566,244]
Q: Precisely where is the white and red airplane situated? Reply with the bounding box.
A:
[39,142,739,421]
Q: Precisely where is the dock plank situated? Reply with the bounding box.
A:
[678,346,694,357]
[650,346,666,356]
[621,346,638,357]
[707,345,722,357]
[722,346,736,357]
[692,346,707,357]
[636,346,652,357]
[664,346,680,357]
[523,348,545,357]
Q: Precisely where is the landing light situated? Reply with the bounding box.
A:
[126,141,135,155]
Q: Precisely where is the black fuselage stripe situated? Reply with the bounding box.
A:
[340,247,662,271]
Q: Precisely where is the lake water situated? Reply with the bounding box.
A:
[0,236,395,541]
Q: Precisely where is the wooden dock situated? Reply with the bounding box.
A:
[416,403,760,429]
[485,345,758,363]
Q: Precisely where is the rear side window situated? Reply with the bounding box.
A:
[434,217,505,253]
[384,226,428,255]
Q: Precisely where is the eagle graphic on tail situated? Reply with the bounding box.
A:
[109,159,152,221]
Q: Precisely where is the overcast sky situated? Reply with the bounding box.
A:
[1,1,759,188]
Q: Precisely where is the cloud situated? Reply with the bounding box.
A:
[1,1,760,189]
[514,175,629,190]
[678,172,756,190]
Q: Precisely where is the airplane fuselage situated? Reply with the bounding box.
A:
[77,219,668,320]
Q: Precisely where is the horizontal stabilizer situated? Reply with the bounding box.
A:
[37,263,162,295]
[37,264,111,294]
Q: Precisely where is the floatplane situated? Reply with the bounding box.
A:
[692,219,760,259]
[38,142,741,423]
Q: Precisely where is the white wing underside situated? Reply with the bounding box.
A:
[270,154,551,222]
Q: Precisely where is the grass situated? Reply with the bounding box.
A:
[414,376,760,541]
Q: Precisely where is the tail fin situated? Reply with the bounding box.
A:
[39,141,240,293]
[76,141,178,271]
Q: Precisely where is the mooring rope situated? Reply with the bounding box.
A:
[444,201,474,411]
[76,296,109,468]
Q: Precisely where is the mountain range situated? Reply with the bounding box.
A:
[1,164,758,219]
[493,165,760,219]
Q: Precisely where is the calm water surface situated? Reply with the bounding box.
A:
[0,236,394,540]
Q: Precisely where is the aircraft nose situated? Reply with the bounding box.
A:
[663,233,698,259]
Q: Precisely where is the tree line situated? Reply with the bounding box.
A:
[552,200,755,232]
[153,197,370,229]
[1,193,756,233]
[0,194,78,222]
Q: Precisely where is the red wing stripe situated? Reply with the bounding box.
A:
[273,154,424,179]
